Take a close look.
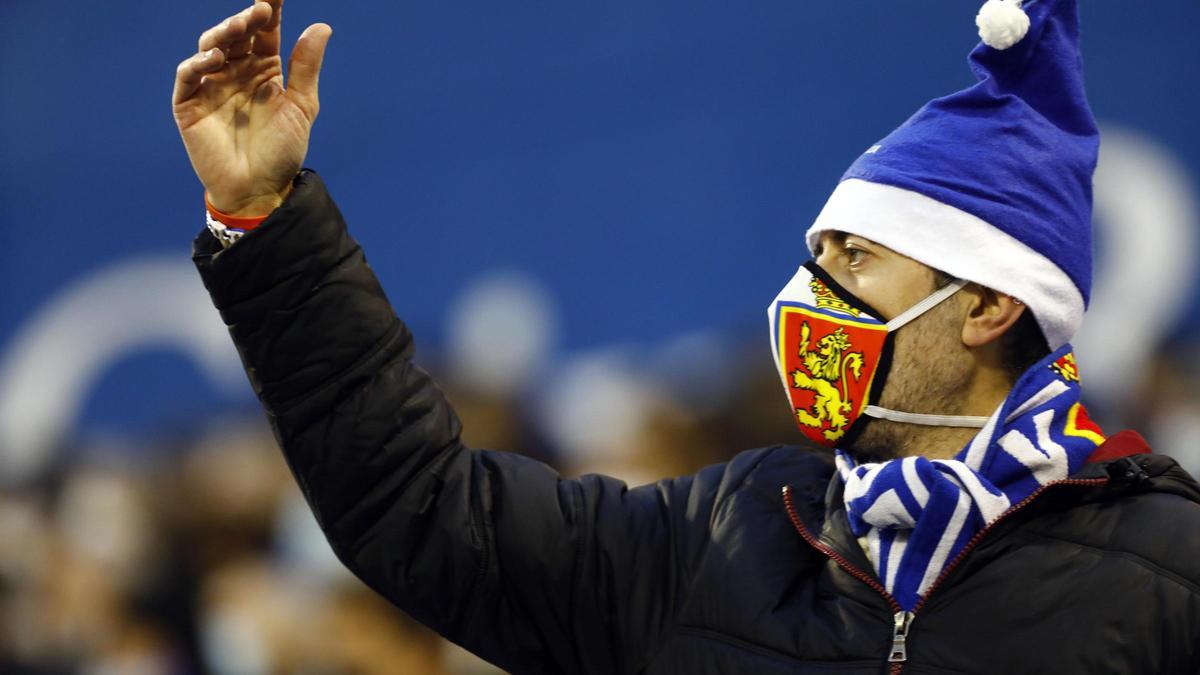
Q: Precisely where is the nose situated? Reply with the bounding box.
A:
[810,233,858,296]
[814,246,836,271]
[812,232,843,276]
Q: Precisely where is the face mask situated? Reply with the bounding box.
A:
[768,261,989,449]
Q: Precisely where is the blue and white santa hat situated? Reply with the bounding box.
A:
[805,0,1099,350]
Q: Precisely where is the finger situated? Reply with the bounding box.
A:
[286,23,332,118]
[197,3,273,54]
[252,0,285,57]
[173,49,227,105]
[232,1,279,59]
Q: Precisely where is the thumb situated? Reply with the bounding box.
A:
[287,23,333,118]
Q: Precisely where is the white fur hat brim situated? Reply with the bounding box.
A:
[805,178,1084,351]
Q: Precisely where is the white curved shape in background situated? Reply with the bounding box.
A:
[0,256,246,484]
[446,270,558,397]
[1075,126,1200,409]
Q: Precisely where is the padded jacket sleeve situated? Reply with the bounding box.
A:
[192,171,759,674]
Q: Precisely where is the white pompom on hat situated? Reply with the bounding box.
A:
[976,0,1031,50]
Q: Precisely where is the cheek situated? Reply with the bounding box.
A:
[880,310,972,402]
[852,275,921,321]
[864,264,940,321]
[899,306,968,363]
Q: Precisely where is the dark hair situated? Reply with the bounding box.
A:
[1000,309,1050,380]
[933,271,1049,381]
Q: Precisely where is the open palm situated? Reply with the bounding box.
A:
[173,1,332,216]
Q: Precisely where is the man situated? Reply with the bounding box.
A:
[174,0,1200,672]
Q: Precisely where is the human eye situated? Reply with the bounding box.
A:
[843,244,869,267]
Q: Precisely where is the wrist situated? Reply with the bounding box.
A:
[205,192,274,228]
[204,189,290,247]
[205,188,290,218]
[202,179,297,248]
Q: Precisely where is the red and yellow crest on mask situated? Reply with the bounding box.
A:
[776,278,889,444]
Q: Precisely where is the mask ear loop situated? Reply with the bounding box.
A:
[884,278,969,332]
[863,406,990,428]
[867,277,992,429]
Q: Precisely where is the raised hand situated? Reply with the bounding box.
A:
[173,1,332,216]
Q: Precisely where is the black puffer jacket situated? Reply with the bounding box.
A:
[194,171,1200,674]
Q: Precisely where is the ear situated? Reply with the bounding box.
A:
[960,284,1026,348]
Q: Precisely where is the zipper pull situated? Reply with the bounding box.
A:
[889,611,915,663]
[1107,456,1149,486]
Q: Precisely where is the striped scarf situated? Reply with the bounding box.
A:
[835,345,1105,610]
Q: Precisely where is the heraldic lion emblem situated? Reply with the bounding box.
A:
[790,321,864,441]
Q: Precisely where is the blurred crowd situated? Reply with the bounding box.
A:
[0,335,799,675]
[1,334,1197,675]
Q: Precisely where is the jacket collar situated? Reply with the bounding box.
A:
[813,430,1200,576]
[1071,430,1200,504]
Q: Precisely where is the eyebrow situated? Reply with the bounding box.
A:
[813,231,848,258]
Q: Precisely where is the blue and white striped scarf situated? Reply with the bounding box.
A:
[835,345,1105,610]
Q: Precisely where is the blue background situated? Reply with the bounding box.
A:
[2,0,1198,442]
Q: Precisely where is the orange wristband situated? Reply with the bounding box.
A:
[204,193,272,231]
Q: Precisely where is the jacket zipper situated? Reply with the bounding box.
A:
[782,485,907,674]
[782,477,1109,674]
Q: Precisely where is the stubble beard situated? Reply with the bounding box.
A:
[846,300,976,463]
